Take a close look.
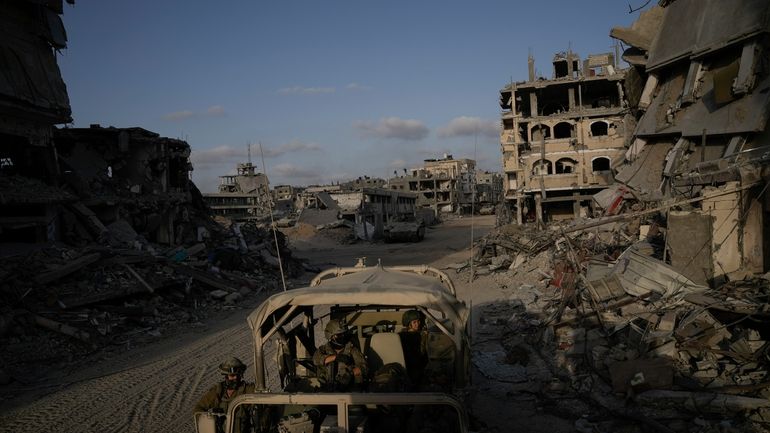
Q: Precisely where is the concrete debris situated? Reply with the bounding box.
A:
[0,124,305,386]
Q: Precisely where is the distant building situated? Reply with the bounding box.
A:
[388,154,476,214]
[273,184,294,201]
[202,162,271,221]
[500,51,629,224]
[476,171,503,206]
[340,176,386,191]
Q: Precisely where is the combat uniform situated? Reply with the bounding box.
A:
[312,341,368,390]
[194,381,270,433]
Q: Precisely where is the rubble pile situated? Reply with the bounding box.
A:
[0,202,305,388]
[468,210,770,432]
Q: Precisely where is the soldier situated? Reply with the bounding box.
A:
[313,319,367,390]
[400,310,429,389]
[194,357,271,433]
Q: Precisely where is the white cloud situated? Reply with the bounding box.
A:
[346,82,372,91]
[437,116,499,138]
[162,110,195,121]
[261,140,322,158]
[277,86,335,95]
[273,163,320,180]
[190,145,244,168]
[162,105,226,122]
[206,105,225,116]
[353,117,429,141]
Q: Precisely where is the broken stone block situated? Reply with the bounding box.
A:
[656,311,677,333]
[224,292,242,304]
[489,254,512,271]
[608,358,674,393]
[509,254,526,270]
[649,340,678,359]
[209,290,229,300]
[591,345,610,370]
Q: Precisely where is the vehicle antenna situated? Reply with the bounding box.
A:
[259,141,288,291]
[469,128,477,284]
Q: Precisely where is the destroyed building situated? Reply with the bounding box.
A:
[272,184,295,201]
[499,51,630,224]
[0,1,304,390]
[610,0,770,284]
[202,162,272,221]
[1,0,72,243]
[54,125,196,246]
[297,186,418,241]
[472,2,770,431]
[340,176,386,191]
[388,154,476,214]
[476,171,503,208]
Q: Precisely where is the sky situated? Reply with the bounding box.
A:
[57,1,644,192]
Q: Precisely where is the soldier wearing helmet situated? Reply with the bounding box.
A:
[400,309,429,389]
[194,357,263,433]
[312,319,368,390]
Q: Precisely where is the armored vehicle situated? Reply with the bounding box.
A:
[195,261,471,433]
[382,220,426,243]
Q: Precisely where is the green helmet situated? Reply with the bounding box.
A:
[218,357,247,375]
[324,319,347,340]
[402,309,424,327]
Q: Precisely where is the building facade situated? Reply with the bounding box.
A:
[388,154,476,214]
[500,51,629,224]
[202,162,271,221]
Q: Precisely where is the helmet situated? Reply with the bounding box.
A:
[402,309,424,327]
[218,357,247,375]
[324,319,347,340]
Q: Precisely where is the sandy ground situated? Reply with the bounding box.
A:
[0,215,574,433]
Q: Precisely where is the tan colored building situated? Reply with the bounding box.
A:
[203,162,271,221]
[500,51,629,224]
[388,154,476,214]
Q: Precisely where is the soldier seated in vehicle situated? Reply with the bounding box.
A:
[399,310,429,389]
[312,319,368,391]
[193,357,274,433]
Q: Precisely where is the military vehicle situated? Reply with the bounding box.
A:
[195,261,471,433]
[382,219,426,243]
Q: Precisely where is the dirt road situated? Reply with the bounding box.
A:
[1,216,516,433]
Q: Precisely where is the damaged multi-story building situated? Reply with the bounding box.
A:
[609,0,770,284]
[202,162,271,221]
[54,125,196,245]
[0,0,210,249]
[499,50,630,224]
[475,171,503,208]
[388,154,476,214]
[0,0,72,243]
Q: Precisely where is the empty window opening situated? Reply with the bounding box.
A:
[541,102,568,116]
[531,125,551,142]
[553,58,580,79]
[590,121,608,137]
[518,122,529,142]
[502,119,513,130]
[592,157,611,172]
[553,122,574,139]
[532,159,553,175]
[555,158,578,174]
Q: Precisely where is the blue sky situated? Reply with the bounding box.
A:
[58,1,642,192]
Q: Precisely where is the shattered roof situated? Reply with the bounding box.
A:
[646,0,770,72]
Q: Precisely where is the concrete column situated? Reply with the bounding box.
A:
[529,93,538,117]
